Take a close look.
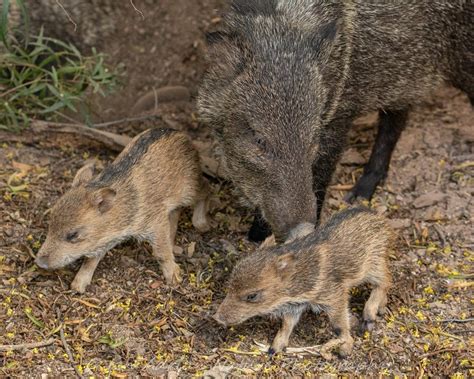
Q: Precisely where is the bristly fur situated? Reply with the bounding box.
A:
[35,129,210,293]
[214,207,394,356]
[198,0,473,240]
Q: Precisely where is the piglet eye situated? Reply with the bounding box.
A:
[245,292,261,303]
[65,231,79,243]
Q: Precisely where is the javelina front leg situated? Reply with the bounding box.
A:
[312,123,349,221]
[346,109,408,202]
[70,254,104,293]
[269,310,303,354]
[152,216,181,285]
[361,268,391,333]
[248,209,272,242]
[192,184,210,233]
[324,296,354,358]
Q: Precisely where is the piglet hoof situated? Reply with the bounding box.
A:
[70,278,89,294]
[358,320,375,336]
[163,264,182,286]
[337,342,353,359]
[194,219,211,233]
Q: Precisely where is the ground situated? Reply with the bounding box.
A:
[0,1,473,377]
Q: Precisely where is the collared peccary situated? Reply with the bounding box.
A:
[198,0,473,241]
[213,207,393,357]
[35,128,210,293]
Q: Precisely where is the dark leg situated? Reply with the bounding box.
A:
[346,109,408,202]
[248,208,272,242]
[312,121,350,223]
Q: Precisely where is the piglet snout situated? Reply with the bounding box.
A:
[212,312,227,326]
[35,254,50,269]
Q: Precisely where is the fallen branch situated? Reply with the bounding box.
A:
[31,120,131,151]
[0,338,55,351]
[57,309,82,378]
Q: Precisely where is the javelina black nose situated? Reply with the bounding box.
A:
[35,255,50,269]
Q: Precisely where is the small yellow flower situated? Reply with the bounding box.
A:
[415,311,426,321]
[423,285,435,295]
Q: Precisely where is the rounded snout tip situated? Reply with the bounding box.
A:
[35,255,50,270]
[212,312,227,326]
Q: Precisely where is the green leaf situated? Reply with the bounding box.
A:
[24,309,45,329]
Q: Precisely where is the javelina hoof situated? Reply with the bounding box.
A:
[358,319,375,335]
[70,277,89,294]
[345,172,383,203]
[163,264,182,285]
[248,214,272,242]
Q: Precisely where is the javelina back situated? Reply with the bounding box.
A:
[35,128,210,293]
[198,0,473,241]
[214,207,393,357]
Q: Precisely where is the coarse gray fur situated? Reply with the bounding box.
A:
[198,0,473,240]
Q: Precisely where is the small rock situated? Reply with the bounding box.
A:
[187,242,196,258]
[173,245,183,256]
[375,205,388,214]
[340,148,366,165]
[388,218,411,229]
[412,191,447,209]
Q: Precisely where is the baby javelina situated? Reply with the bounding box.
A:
[214,207,393,357]
[35,128,210,293]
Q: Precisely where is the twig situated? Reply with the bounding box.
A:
[30,120,131,152]
[0,338,55,351]
[55,0,77,31]
[56,309,82,378]
[130,0,145,19]
[436,318,474,324]
[92,115,163,129]
[420,347,468,358]
[432,224,447,248]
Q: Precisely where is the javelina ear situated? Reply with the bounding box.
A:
[275,253,295,276]
[91,187,116,213]
[205,31,227,45]
[72,160,96,187]
[312,19,340,61]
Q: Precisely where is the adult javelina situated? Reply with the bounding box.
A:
[198,0,473,241]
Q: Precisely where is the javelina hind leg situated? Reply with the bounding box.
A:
[248,209,272,242]
[269,310,303,354]
[346,109,408,202]
[169,209,181,243]
[192,182,210,233]
[70,253,104,293]
[324,295,354,358]
[152,217,182,285]
[361,268,391,333]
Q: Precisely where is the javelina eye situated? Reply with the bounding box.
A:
[65,231,79,243]
[244,292,261,303]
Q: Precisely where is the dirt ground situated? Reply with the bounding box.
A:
[1,1,473,377]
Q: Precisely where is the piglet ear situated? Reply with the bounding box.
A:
[275,253,295,275]
[72,160,96,187]
[259,234,276,249]
[91,187,116,213]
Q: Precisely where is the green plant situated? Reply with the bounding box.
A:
[0,0,119,131]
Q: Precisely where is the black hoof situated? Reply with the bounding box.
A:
[358,320,375,336]
[267,347,276,356]
[248,214,272,242]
